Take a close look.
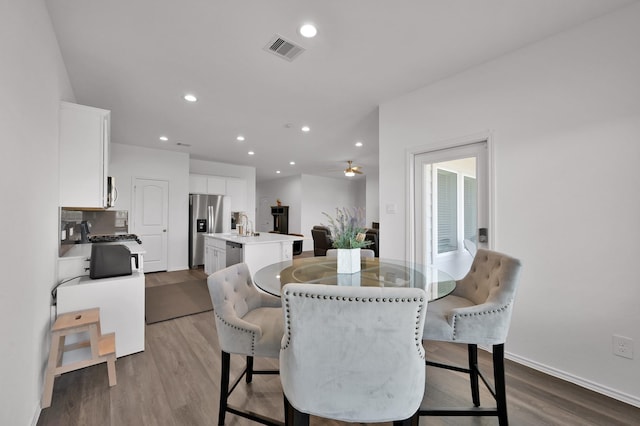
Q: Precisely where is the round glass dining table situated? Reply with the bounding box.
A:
[253,257,456,301]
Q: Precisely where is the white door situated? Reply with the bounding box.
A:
[259,197,272,232]
[133,178,169,272]
[412,141,490,279]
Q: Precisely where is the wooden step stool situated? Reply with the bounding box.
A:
[42,307,117,408]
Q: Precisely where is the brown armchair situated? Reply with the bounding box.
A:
[364,228,379,257]
[311,226,333,256]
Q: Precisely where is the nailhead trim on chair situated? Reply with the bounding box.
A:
[214,310,257,355]
[451,302,511,341]
[281,290,426,356]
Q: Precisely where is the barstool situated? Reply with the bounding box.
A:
[41,307,116,408]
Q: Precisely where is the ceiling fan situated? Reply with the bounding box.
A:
[344,160,363,177]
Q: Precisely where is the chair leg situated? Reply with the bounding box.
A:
[393,411,419,426]
[283,394,294,426]
[284,395,309,426]
[219,351,230,426]
[493,344,508,426]
[468,344,480,406]
[246,355,254,383]
[420,342,509,424]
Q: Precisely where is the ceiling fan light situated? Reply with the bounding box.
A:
[345,170,355,177]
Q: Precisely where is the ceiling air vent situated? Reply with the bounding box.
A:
[264,34,305,62]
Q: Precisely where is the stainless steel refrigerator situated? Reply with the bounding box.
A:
[189,194,225,268]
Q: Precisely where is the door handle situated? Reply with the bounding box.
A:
[163,229,167,232]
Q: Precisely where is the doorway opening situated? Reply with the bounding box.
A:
[412,140,489,279]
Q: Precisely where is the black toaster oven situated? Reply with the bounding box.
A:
[90,244,133,279]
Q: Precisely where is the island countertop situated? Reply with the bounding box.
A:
[205,232,302,245]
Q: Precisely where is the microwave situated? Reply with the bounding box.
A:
[106,176,117,208]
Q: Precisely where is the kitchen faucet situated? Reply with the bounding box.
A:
[239,213,253,236]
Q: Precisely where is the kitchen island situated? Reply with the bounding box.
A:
[204,232,302,276]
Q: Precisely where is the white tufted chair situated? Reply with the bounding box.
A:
[325,248,375,258]
[420,248,522,426]
[207,262,284,425]
[280,283,427,426]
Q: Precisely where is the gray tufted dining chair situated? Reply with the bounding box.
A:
[420,248,522,426]
[280,283,428,426]
[207,262,284,426]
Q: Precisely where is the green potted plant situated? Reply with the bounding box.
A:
[322,207,371,273]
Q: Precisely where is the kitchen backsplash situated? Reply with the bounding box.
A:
[60,208,129,253]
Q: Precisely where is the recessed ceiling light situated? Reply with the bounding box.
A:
[248,151,255,155]
[236,135,245,141]
[159,136,168,142]
[183,93,197,102]
[276,170,281,174]
[355,141,363,147]
[299,24,317,38]
[301,126,310,132]
[289,161,295,165]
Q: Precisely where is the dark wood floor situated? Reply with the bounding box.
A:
[38,265,640,426]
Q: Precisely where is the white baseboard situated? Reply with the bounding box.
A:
[505,350,640,408]
[31,403,40,426]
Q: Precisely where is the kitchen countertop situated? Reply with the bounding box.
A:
[60,241,146,259]
[205,232,303,245]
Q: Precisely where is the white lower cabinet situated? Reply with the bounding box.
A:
[204,236,227,275]
[56,272,145,358]
[204,242,214,275]
[241,241,292,277]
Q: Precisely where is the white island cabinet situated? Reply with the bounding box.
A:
[204,236,226,275]
[59,102,111,208]
[204,233,299,276]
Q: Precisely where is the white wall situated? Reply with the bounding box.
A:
[0,1,74,424]
[256,176,302,233]
[379,4,640,406]
[256,174,368,252]
[301,174,366,252]
[190,158,256,226]
[110,144,190,271]
[365,174,380,227]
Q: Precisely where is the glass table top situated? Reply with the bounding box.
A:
[254,257,456,301]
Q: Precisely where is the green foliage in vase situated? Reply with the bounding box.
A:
[322,207,372,249]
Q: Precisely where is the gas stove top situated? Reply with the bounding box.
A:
[89,234,142,244]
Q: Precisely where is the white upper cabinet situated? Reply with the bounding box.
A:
[207,176,226,195]
[226,177,247,212]
[59,102,111,208]
[189,173,247,212]
[189,174,208,194]
[189,174,226,195]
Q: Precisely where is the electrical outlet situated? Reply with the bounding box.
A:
[613,335,634,359]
